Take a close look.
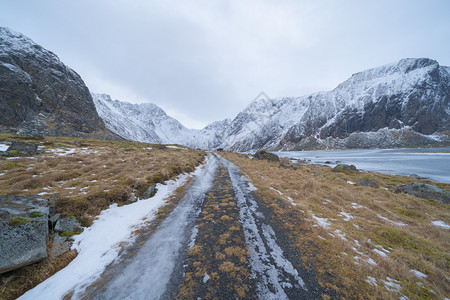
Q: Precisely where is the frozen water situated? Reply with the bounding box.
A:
[277,147,450,183]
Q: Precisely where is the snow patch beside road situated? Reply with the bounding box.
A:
[19,157,213,300]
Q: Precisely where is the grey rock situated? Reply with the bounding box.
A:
[6,141,37,155]
[395,183,450,204]
[280,159,300,170]
[253,150,280,162]
[54,217,81,233]
[49,213,61,226]
[50,235,72,257]
[0,27,116,139]
[409,174,428,180]
[141,185,157,199]
[355,178,380,188]
[0,195,49,274]
[332,164,358,172]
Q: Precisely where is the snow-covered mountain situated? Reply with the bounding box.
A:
[93,58,449,151]
[222,58,450,151]
[92,93,231,149]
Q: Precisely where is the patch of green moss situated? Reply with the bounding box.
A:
[29,212,44,218]
[59,231,75,237]
[9,217,30,226]
[401,281,434,299]
[374,227,436,256]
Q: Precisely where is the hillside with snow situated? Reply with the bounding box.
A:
[94,58,450,151]
[92,93,230,149]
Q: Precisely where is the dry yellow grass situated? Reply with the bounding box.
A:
[222,152,450,299]
[0,134,206,220]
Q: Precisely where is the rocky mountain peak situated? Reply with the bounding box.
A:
[0,27,114,138]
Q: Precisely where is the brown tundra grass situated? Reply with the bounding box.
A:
[222,152,449,300]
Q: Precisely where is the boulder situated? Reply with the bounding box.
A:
[54,217,81,233]
[395,183,450,204]
[253,150,280,162]
[154,144,168,150]
[50,235,72,257]
[280,159,300,170]
[332,164,358,172]
[409,174,428,180]
[7,141,37,155]
[0,195,49,274]
[141,185,157,199]
[49,213,61,227]
[355,178,380,188]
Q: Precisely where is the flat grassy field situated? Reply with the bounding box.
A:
[223,152,450,299]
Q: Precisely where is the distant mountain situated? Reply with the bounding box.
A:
[92,93,231,149]
[0,27,114,138]
[93,58,449,151]
[221,58,450,151]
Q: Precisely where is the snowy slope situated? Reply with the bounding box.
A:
[92,93,230,149]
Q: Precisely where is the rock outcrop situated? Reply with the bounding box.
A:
[395,183,450,204]
[253,150,280,162]
[332,164,358,172]
[0,27,115,138]
[0,195,49,274]
[6,141,37,155]
[355,178,379,188]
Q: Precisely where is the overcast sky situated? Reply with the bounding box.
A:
[1,0,449,128]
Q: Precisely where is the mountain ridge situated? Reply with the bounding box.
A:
[94,57,449,151]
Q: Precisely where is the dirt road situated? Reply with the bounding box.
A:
[43,154,325,299]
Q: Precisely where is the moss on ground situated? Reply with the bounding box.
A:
[8,217,30,226]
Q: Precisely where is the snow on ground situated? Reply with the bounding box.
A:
[82,155,218,299]
[339,211,354,221]
[269,187,297,206]
[382,277,402,293]
[410,269,427,278]
[222,156,307,298]
[0,143,9,151]
[431,220,450,229]
[334,229,347,241]
[351,202,364,209]
[375,245,391,254]
[19,157,212,300]
[46,148,77,156]
[373,249,388,258]
[311,214,331,229]
[366,276,377,286]
[347,181,355,185]
[377,215,407,226]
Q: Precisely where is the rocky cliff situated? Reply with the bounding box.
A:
[0,27,114,138]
